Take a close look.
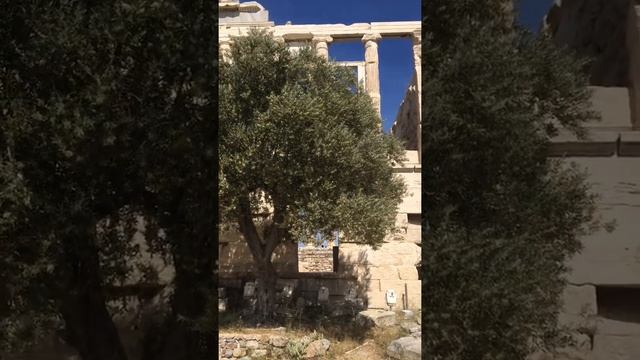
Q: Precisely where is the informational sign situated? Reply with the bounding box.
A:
[218,298,228,312]
[386,289,397,305]
[318,286,329,303]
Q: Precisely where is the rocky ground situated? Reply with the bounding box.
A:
[218,308,422,359]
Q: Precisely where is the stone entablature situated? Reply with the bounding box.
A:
[220,21,421,119]
[220,22,420,40]
[219,0,273,27]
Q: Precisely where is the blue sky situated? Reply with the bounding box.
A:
[256,0,555,132]
[516,0,555,32]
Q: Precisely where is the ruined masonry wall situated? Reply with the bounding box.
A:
[391,73,420,150]
[298,248,333,272]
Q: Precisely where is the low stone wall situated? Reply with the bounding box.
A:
[298,248,333,272]
[219,332,330,359]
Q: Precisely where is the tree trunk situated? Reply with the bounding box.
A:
[58,225,128,360]
[237,198,284,322]
[255,259,278,321]
[60,289,128,360]
[141,231,216,360]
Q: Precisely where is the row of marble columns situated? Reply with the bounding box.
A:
[308,32,421,121]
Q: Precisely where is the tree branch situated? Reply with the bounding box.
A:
[237,197,265,262]
[264,203,285,259]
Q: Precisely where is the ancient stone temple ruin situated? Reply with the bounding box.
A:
[218,0,422,310]
[545,1,640,359]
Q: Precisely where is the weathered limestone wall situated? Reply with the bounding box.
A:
[218,236,298,277]
[557,157,640,359]
[566,157,640,285]
[551,82,640,359]
[391,73,420,150]
[339,242,421,309]
[544,14,640,348]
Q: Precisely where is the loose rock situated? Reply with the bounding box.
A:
[303,338,331,358]
[400,321,420,334]
[401,309,415,319]
[269,335,288,348]
[357,309,397,327]
[252,349,268,358]
[233,348,246,357]
[387,336,421,360]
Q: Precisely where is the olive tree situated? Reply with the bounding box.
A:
[219,31,406,319]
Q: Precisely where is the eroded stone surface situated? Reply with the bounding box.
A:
[303,338,331,358]
[357,309,397,327]
[269,335,288,348]
[386,336,421,360]
[400,320,420,334]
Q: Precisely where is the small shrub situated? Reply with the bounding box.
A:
[285,339,306,360]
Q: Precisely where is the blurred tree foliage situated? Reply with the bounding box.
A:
[1,1,215,359]
[422,1,606,359]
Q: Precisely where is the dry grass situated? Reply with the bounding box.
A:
[371,326,403,349]
[325,337,362,359]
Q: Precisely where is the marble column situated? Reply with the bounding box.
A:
[312,35,333,60]
[362,33,382,118]
[411,30,422,163]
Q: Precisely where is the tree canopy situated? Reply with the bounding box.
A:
[422,1,605,358]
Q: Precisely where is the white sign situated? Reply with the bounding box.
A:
[386,289,397,305]
[318,286,329,302]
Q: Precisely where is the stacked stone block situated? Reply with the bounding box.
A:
[298,248,333,273]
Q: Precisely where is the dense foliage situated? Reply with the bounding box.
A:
[219,31,405,318]
[1,1,215,359]
[422,1,605,359]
